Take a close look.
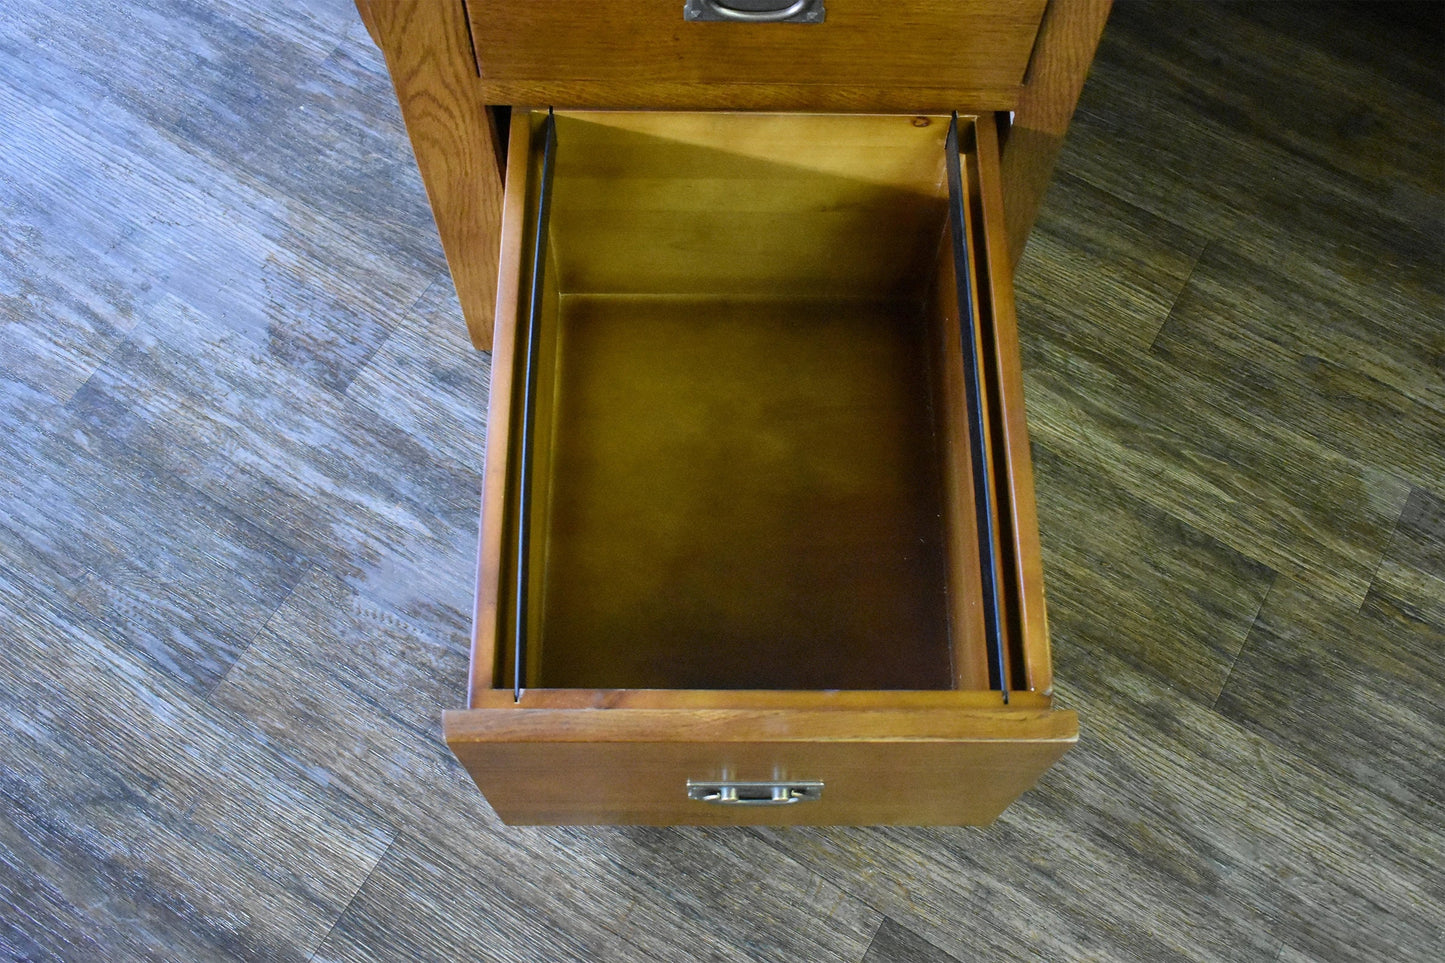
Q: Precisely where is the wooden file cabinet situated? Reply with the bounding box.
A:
[357,0,1110,825]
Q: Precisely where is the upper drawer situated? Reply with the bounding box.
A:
[466,0,1049,110]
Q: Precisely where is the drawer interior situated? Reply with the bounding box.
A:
[488,111,1020,694]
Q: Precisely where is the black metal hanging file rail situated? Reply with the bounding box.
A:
[513,108,557,703]
[946,113,1010,703]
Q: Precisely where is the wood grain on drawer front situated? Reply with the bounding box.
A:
[445,706,1077,825]
[466,0,1048,97]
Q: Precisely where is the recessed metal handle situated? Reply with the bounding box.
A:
[684,0,824,23]
[687,780,824,805]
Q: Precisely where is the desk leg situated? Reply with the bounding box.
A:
[358,0,505,351]
[999,0,1112,272]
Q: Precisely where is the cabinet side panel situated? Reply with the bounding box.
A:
[469,111,536,699]
[927,228,991,690]
[999,0,1112,267]
[366,0,504,349]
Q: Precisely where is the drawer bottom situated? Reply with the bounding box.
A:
[531,294,953,691]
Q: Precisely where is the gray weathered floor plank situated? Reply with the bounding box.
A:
[861,919,963,963]
[0,565,395,963]
[311,827,886,963]
[1030,441,1275,704]
[1021,285,1413,607]
[210,570,887,963]
[1150,241,1445,492]
[1214,489,1445,828]
[0,1,1440,961]
[0,390,311,695]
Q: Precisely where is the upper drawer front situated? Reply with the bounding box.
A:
[467,0,1047,97]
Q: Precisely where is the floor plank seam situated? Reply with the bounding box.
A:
[1358,488,1411,617]
[303,830,400,963]
[1210,572,1276,711]
[203,567,308,702]
[339,274,446,398]
[320,18,359,70]
[343,575,473,670]
[51,359,324,683]
[1052,166,1209,244]
[857,914,887,963]
[1146,238,1208,355]
[55,326,132,408]
[742,826,899,959]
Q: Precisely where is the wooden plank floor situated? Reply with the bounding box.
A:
[1,1,1440,960]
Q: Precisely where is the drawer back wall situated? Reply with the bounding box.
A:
[546,111,951,300]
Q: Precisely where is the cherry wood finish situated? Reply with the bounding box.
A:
[468,109,536,696]
[528,297,956,691]
[464,689,1054,711]
[926,238,992,692]
[356,0,1109,350]
[975,115,1057,692]
[542,111,954,299]
[354,0,1107,824]
[465,79,1025,114]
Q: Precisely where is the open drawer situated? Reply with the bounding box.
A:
[443,110,1075,825]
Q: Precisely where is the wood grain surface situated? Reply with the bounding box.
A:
[466,78,1026,114]
[360,0,504,350]
[998,0,1112,268]
[0,0,1441,960]
[446,706,1076,825]
[467,0,1046,102]
[543,111,951,298]
[459,109,1067,822]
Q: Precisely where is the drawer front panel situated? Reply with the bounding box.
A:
[467,0,1048,95]
[446,708,1077,825]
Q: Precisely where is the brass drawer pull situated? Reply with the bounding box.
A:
[687,780,824,805]
[684,0,824,24]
